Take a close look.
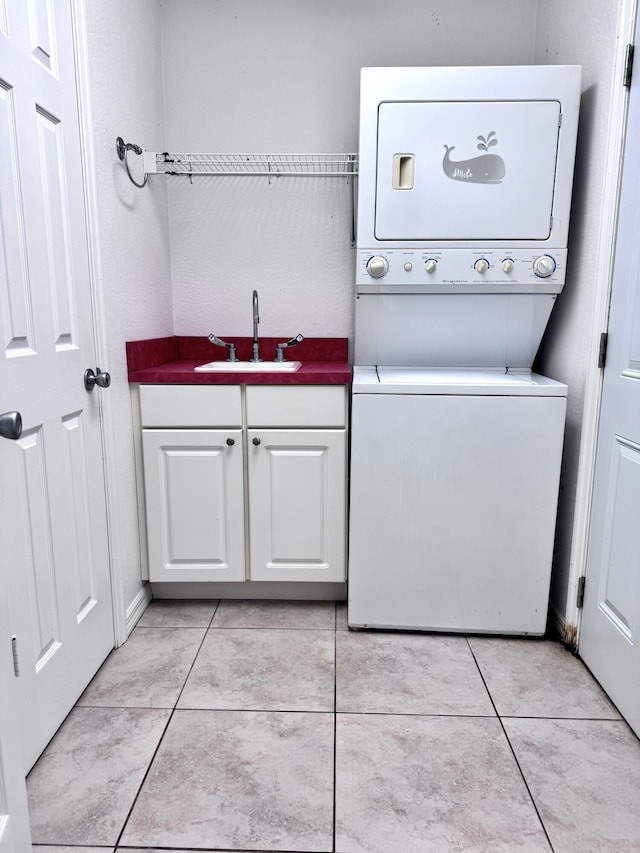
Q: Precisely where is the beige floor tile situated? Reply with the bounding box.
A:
[178,628,334,711]
[137,597,219,627]
[77,626,205,708]
[336,600,348,630]
[121,709,334,852]
[337,631,494,715]
[27,707,169,847]
[31,614,638,852]
[336,713,550,853]
[31,848,113,852]
[469,637,620,718]
[211,598,336,629]
[505,717,640,853]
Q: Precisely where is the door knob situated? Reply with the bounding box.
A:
[226,438,235,446]
[252,437,261,446]
[84,368,111,391]
[0,411,22,440]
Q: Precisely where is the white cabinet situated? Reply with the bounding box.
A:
[139,384,347,584]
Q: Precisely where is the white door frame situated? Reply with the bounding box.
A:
[70,0,128,646]
[563,0,638,647]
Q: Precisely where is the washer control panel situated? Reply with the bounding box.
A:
[358,249,567,293]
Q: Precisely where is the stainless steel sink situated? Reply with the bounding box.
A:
[195,361,301,372]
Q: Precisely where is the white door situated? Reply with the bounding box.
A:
[0,0,114,769]
[0,592,32,853]
[580,20,640,736]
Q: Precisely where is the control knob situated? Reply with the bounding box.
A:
[533,255,556,278]
[424,259,437,274]
[474,258,489,274]
[502,259,515,273]
[366,256,389,279]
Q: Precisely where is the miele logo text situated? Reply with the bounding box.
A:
[442,132,506,184]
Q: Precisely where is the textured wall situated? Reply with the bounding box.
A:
[85,0,173,613]
[160,0,538,340]
[533,0,623,623]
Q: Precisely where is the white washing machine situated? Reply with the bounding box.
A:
[348,65,581,634]
[349,367,566,634]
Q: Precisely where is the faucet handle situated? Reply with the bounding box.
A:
[208,333,237,362]
[274,334,304,362]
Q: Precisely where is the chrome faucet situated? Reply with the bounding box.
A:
[251,290,262,362]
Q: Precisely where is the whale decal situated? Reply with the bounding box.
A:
[442,131,506,184]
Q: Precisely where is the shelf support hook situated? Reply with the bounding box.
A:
[116,136,148,188]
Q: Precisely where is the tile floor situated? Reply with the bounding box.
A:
[27,599,640,853]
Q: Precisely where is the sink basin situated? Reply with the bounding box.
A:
[195,360,301,373]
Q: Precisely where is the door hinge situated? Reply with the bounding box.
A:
[598,332,608,368]
[11,635,20,676]
[624,43,634,88]
[576,576,586,609]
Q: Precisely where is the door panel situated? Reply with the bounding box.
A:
[0,593,32,853]
[62,411,102,619]
[28,0,56,72]
[142,429,245,582]
[0,81,35,354]
[248,429,346,582]
[15,427,60,662]
[0,0,114,771]
[598,437,640,637]
[580,10,640,736]
[36,104,77,350]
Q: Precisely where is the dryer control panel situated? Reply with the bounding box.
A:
[356,248,567,293]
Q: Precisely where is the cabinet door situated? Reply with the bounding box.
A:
[248,430,346,582]
[142,429,245,582]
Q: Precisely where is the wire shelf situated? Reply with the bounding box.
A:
[118,138,358,243]
[151,152,359,177]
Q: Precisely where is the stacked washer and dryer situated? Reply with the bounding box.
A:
[348,65,582,635]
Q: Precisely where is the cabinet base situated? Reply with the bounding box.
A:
[150,581,347,600]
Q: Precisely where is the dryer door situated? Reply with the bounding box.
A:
[374,100,561,241]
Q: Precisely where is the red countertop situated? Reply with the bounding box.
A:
[126,336,352,386]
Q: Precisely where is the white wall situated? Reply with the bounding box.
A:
[533,0,623,625]
[85,0,173,615]
[160,0,538,340]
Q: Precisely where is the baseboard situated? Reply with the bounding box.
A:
[125,583,153,638]
[150,581,347,601]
